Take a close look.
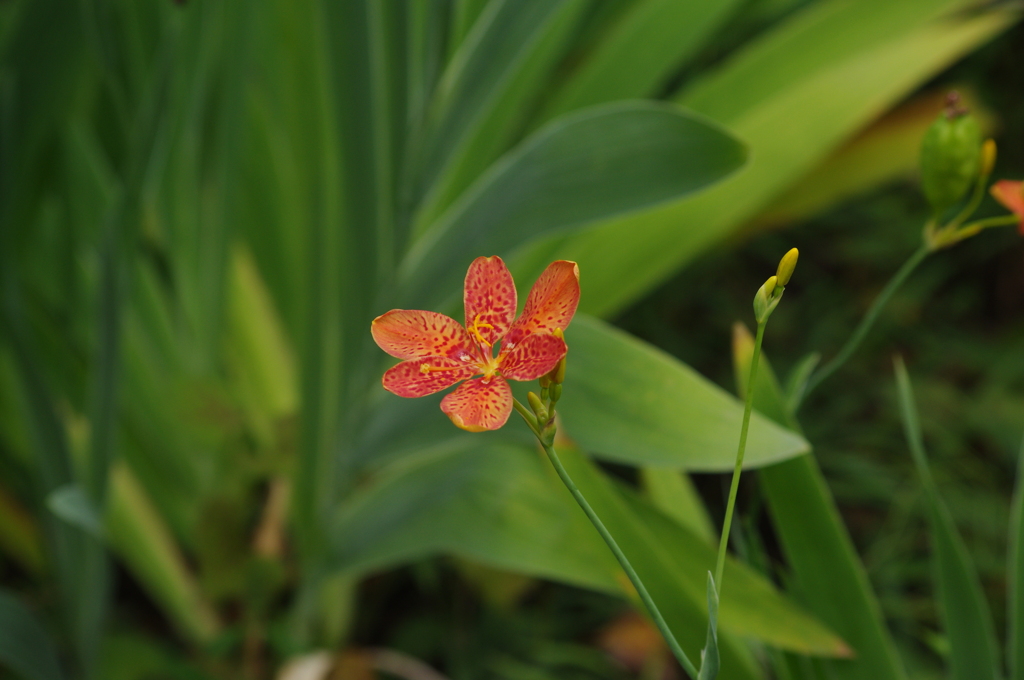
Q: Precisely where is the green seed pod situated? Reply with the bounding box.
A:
[919,93,982,216]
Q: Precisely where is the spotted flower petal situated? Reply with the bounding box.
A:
[464,256,517,349]
[502,260,579,353]
[991,180,1024,234]
[372,310,479,361]
[499,333,567,381]
[382,357,478,398]
[440,376,513,432]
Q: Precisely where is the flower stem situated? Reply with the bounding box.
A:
[511,400,698,678]
[714,320,765,594]
[963,214,1020,230]
[798,244,929,407]
[544,440,700,679]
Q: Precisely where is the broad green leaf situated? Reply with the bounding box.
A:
[640,467,716,544]
[1011,431,1024,680]
[0,589,65,680]
[541,0,742,120]
[733,326,908,680]
[329,441,848,662]
[558,315,809,470]
[412,0,589,233]
[529,0,1018,317]
[330,441,621,592]
[894,358,1001,680]
[399,102,747,310]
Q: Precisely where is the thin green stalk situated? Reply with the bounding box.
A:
[512,400,698,678]
[963,214,1019,231]
[549,443,699,678]
[715,321,765,593]
[800,244,929,405]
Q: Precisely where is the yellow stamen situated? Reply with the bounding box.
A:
[468,314,494,348]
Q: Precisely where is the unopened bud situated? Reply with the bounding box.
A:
[551,357,566,385]
[775,248,799,286]
[550,383,562,403]
[981,139,997,177]
[753,276,777,323]
[919,94,983,216]
[527,391,548,422]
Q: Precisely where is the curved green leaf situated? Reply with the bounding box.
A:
[0,589,65,680]
[559,315,809,470]
[328,442,848,662]
[399,101,747,310]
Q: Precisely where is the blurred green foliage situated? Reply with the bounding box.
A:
[0,0,1021,679]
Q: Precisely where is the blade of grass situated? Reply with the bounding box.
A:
[893,357,1001,680]
[1011,430,1024,680]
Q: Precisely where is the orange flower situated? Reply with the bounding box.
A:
[991,180,1024,234]
[371,257,580,431]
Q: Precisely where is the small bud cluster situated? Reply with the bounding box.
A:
[754,249,798,324]
[528,327,566,446]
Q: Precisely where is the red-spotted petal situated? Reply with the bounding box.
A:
[499,333,567,382]
[464,256,517,349]
[371,310,479,361]
[991,180,1024,234]
[382,357,478,398]
[440,376,513,432]
[502,260,579,354]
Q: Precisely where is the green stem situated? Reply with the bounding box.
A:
[512,400,698,678]
[962,214,1020,230]
[715,321,765,593]
[799,244,929,406]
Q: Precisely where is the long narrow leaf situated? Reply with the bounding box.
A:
[1010,431,1024,680]
[399,102,747,311]
[894,357,1001,680]
[733,325,908,680]
[0,589,65,680]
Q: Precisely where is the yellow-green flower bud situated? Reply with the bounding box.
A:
[550,383,562,403]
[527,391,548,422]
[919,93,982,216]
[775,248,799,286]
[753,276,778,323]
